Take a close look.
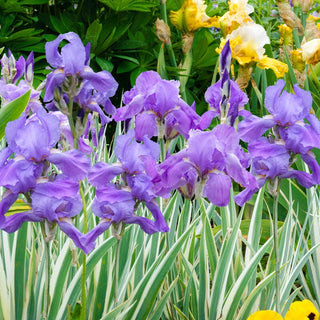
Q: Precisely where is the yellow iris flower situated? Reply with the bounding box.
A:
[248,300,319,320]
[279,24,293,46]
[218,23,288,78]
[290,49,305,72]
[219,0,254,36]
[301,39,320,65]
[169,0,220,34]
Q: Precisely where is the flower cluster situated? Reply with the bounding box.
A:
[155,124,257,207]
[1,28,320,255]
[0,108,93,252]
[237,79,320,202]
[83,130,169,248]
[113,70,203,141]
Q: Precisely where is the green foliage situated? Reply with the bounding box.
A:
[0,90,30,140]
[97,0,158,12]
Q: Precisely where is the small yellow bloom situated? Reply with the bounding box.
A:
[301,39,320,65]
[279,24,293,46]
[284,300,319,320]
[219,0,254,36]
[291,49,305,72]
[169,0,220,34]
[247,310,283,320]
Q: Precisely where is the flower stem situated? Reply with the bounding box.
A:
[40,222,51,320]
[179,49,193,102]
[114,237,121,306]
[159,0,178,70]
[80,183,87,320]
[273,186,281,313]
[67,96,78,149]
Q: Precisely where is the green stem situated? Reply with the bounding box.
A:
[292,28,301,49]
[272,183,281,313]
[41,223,51,320]
[80,183,88,320]
[159,0,178,70]
[159,0,167,24]
[159,137,166,163]
[67,96,78,149]
[114,238,121,306]
[179,49,193,102]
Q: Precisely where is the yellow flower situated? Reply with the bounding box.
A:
[220,0,254,37]
[221,23,270,65]
[219,0,254,36]
[217,23,288,78]
[284,300,319,320]
[247,310,284,320]
[279,24,293,46]
[257,56,289,78]
[301,39,320,65]
[248,300,319,320]
[169,0,220,34]
[290,49,305,72]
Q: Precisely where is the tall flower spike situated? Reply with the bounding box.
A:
[201,42,249,128]
[219,40,232,75]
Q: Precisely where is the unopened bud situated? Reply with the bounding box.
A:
[156,18,171,45]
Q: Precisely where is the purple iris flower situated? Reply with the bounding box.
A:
[83,130,169,247]
[156,124,257,207]
[113,70,202,141]
[234,138,316,205]
[43,32,118,123]
[0,109,91,196]
[201,78,249,127]
[238,79,320,186]
[0,176,93,254]
[0,108,93,253]
[0,51,42,113]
